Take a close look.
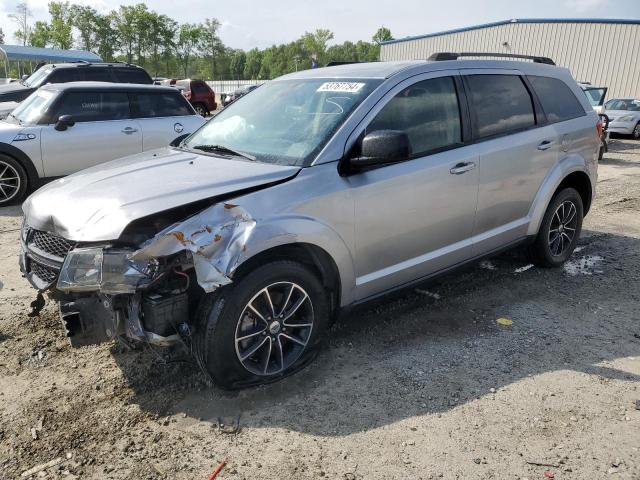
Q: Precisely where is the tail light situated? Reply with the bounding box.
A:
[596,118,603,138]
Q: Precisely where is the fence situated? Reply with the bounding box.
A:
[206,79,265,94]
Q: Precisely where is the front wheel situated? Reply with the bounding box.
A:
[0,154,28,206]
[195,260,330,389]
[632,122,640,140]
[529,188,583,267]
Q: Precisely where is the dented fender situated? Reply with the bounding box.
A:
[131,202,256,292]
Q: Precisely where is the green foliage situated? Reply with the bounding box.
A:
[9,3,389,81]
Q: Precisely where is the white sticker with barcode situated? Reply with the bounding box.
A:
[317,82,365,93]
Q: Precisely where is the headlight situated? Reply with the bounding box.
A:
[57,248,152,294]
[617,115,635,122]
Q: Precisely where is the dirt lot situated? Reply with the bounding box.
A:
[1,140,639,480]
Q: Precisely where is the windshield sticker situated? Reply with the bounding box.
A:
[317,82,365,93]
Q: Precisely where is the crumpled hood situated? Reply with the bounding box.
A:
[23,147,300,242]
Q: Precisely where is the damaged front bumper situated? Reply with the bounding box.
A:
[20,203,255,348]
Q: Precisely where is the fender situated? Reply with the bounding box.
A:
[235,214,357,306]
[526,153,592,237]
[0,142,42,188]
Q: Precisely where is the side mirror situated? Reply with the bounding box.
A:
[350,130,411,168]
[21,74,29,81]
[54,114,75,132]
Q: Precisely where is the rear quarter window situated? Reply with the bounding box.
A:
[529,76,586,123]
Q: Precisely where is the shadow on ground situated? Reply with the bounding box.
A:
[110,230,640,436]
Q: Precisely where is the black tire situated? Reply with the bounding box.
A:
[194,103,208,117]
[0,154,28,206]
[598,144,605,161]
[195,260,330,389]
[632,122,640,140]
[529,187,583,267]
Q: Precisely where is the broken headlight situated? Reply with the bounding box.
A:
[57,248,153,294]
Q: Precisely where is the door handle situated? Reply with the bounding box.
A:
[537,140,554,151]
[121,127,138,134]
[449,162,476,175]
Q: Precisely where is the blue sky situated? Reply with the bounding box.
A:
[0,0,639,50]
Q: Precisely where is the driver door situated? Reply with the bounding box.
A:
[40,90,142,177]
[347,72,479,301]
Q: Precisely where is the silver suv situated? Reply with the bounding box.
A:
[20,54,600,388]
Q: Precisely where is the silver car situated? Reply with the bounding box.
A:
[20,57,600,388]
[0,82,205,205]
[604,98,640,138]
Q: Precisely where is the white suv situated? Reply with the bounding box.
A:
[0,82,205,205]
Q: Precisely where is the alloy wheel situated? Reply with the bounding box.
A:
[633,123,640,139]
[195,104,207,116]
[235,281,314,376]
[548,200,578,256]
[0,160,21,203]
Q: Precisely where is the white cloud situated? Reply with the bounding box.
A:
[564,0,610,12]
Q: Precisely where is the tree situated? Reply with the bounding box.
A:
[112,5,138,63]
[229,50,246,80]
[301,28,334,64]
[29,21,51,48]
[244,48,262,79]
[372,26,393,45]
[9,2,32,46]
[95,13,118,62]
[70,5,99,52]
[176,23,203,77]
[48,2,74,50]
[0,28,5,44]
[201,18,222,79]
[147,14,176,77]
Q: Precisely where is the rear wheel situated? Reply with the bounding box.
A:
[195,260,329,389]
[529,188,583,267]
[194,103,208,117]
[632,122,640,140]
[0,155,28,206]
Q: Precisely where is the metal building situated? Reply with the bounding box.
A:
[380,19,640,99]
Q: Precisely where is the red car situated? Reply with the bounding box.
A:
[168,79,217,116]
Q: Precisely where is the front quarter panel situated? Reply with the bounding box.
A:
[230,162,357,306]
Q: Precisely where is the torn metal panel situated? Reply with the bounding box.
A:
[131,203,256,291]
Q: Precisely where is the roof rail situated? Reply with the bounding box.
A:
[428,52,556,65]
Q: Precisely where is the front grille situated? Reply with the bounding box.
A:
[29,261,59,284]
[22,226,76,289]
[29,230,75,259]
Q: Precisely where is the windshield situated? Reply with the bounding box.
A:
[184,78,381,166]
[583,88,607,107]
[606,99,640,111]
[9,89,57,124]
[23,67,53,88]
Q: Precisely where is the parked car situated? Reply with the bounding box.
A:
[604,98,640,139]
[222,84,260,107]
[0,82,204,205]
[579,82,610,159]
[0,62,153,104]
[173,79,217,116]
[19,56,599,389]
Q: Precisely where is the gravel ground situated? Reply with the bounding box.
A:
[0,139,639,480]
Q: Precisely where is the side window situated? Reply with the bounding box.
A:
[191,82,209,94]
[465,74,535,138]
[131,92,193,118]
[47,68,84,84]
[113,68,152,84]
[82,68,113,82]
[367,76,462,156]
[529,76,585,123]
[52,91,130,122]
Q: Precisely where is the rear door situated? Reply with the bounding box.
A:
[130,91,203,150]
[348,72,480,300]
[462,71,558,255]
[40,90,142,176]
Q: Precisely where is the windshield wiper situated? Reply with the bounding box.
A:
[191,144,256,161]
